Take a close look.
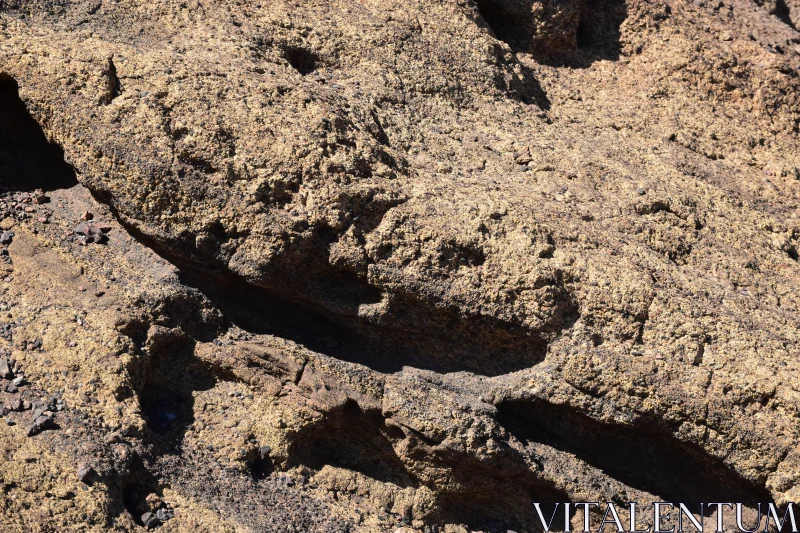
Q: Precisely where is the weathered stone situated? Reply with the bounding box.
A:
[0,357,13,380]
[0,0,798,531]
[141,512,160,529]
[77,464,95,483]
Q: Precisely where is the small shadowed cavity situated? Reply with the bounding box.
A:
[133,332,217,443]
[282,45,320,75]
[0,74,78,192]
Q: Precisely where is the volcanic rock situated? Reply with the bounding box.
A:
[0,0,798,532]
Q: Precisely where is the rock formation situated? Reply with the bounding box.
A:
[0,0,799,531]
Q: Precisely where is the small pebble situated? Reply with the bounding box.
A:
[141,512,161,529]
[34,414,53,428]
[155,508,174,522]
[259,445,272,459]
[0,357,13,379]
[77,464,95,483]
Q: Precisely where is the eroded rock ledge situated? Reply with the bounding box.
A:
[0,0,800,531]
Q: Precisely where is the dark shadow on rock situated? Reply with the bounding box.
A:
[774,0,798,31]
[430,485,569,532]
[512,60,552,110]
[286,397,572,531]
[476,0,628,69]
[118,456,165,526]
[176,264,574,377]
[128,328,217,454]
[425,439,572,531]
[287,399,418,488]
[94,150,578,376]
[571,0,628,66]
[0,73,78,192]
[496,398,772,511]
[476,0,542,53]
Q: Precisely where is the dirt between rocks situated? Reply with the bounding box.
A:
[1,0,800,532]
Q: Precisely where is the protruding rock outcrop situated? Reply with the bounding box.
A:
[0,0,800,531]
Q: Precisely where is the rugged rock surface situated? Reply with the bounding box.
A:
[1,0,800,531]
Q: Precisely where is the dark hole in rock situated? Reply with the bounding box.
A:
[283,46,320,75]
[249,454,274,481]
[0,73,78,192]
[118,457,163,526]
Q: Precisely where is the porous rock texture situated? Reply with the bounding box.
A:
[0,0,800,531]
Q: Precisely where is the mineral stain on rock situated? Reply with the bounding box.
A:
[0,0,799,532]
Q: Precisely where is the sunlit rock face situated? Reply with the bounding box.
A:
[0,0,800,531]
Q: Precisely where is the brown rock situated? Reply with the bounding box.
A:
[77,464,95,483]
[0,0,799,531]
[0,357,13,380]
